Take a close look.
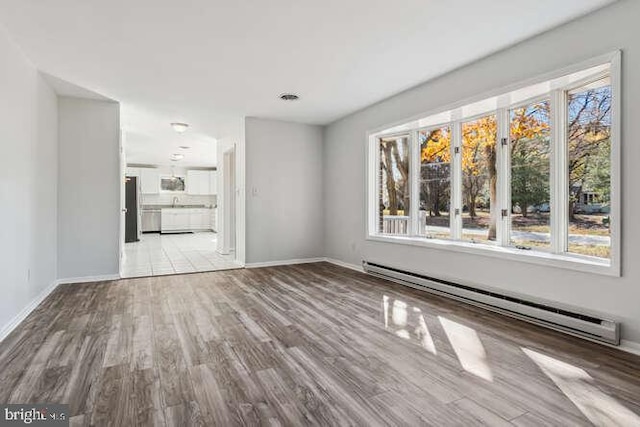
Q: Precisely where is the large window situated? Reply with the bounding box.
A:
[369,54,619,275]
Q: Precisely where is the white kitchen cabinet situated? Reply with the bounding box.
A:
[190,209,211,230]
[209,171,218,195]
[126,167,141,177]
[210,208,217,232]
[161,208,212,233]
[187,170,217,195]
[161,209,191,233]
[140,168,160,194]
[187,170,205,195]
[186,170,195,194]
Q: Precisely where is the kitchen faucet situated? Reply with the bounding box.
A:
[172,196,179,207]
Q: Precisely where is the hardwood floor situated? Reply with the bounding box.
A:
[1,262,639,426]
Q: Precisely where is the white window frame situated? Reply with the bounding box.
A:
[366,51,621,277]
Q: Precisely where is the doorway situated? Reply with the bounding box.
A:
[118,128,242,278]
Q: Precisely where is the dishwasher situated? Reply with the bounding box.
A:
[141,209,161,232]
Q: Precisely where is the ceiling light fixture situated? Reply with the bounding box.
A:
[170,153,184,161]
[279,93,300,101]
[179,145,191,150]
[171,122,189,133]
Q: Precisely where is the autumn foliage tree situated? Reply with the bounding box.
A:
[417,112,552,241]
[461,116,497,214]
[420,118,499,240]
[420,128,451,217]
[382,84,611,239]
[510,102,551,217]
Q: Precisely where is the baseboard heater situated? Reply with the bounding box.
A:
[363,261,620,346]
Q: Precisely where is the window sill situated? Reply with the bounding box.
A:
[366,234,619,277]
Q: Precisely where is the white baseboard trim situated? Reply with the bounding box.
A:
[619,339,640,356]
[0,280,59,344]
[245,258,326,269]
[324,257,364,273]
[57,274,121,285]
[245,257,364,273]
[244,257,364,272]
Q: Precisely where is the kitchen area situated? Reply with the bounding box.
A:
[121,139,238,277]
[128,166,217,235]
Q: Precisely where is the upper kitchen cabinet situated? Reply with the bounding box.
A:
[126,167,141,177]
[209,171,218,196]
[187,170,217,195]
[140,168,160,194]
[187,170,204,195]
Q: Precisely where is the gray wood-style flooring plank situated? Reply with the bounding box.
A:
[0,262,638,426]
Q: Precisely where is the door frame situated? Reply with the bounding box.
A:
[216,120,246,266]
[119,130,126,278]
[220,147,236,255]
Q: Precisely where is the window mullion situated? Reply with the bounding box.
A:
[551,89,568,254]
[451,121,462,240]
[409,130,420,236]
[497,107,510,247]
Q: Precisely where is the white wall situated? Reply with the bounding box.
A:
[0,27,58,333]
[245,117,324,264]
[323,0,640,344]
[31,77,59,298]
[58,97,120,280]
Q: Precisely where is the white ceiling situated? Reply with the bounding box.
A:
[122,104,218,167]
[0,0,615,165]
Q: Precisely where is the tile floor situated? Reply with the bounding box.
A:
[122,231,240,277]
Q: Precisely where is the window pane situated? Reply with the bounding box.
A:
[379,135,410,235]
[419,127,451,239]
[510,101,551,250]
[567,80,611,259]
[461,115,497,242]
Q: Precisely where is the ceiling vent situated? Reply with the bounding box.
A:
[279,93,300,101]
